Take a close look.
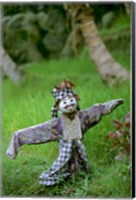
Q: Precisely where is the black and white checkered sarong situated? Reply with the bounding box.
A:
[39,139,89,186]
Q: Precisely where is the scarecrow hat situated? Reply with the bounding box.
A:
[51,80,80,118]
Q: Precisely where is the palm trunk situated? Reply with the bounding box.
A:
[1,46,22,84]
[0,4,22,84]
[79,16,129,86]
[65,4,129,86]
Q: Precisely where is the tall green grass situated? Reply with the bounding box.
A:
[2,46,130,197]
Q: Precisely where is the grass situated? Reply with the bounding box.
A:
[2,12,131,196]
[2,47,131,197]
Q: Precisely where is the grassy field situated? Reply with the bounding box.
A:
[2,12,131,197]
[2,45,131,197]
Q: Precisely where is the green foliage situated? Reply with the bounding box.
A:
[4,12,44,64]
[100,12,130,70]
[2,45,130,197]
[3,4,130,64]
[92,3,126,24]
[3,5,69,63]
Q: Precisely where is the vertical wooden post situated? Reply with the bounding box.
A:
[68,146,80,174]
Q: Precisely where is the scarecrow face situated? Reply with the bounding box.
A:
[58,96,77,114]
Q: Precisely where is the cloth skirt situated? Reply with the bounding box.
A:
[39,139,89,186]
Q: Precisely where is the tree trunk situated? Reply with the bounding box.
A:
[79,16,129,86]
[65,4,129,86]
[0,4,22,84]
[0,46,23,84]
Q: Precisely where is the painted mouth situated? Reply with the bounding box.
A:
[65,104,76,110]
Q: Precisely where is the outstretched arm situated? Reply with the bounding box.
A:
[98,99,124,115]
[6,118,63,159]
[6,99,123,159]
[79,99,124,134]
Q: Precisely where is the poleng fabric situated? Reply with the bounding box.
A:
[52,87,75,102]
[39,139,89,186]
[51,87,76,118]
[51,81,80,118]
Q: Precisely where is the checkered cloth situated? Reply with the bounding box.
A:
[52,87,74,102]
[51,87,76,118]
[51,104,58,118]
[39,139,89,186]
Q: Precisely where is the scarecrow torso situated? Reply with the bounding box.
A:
[61,113,82,141]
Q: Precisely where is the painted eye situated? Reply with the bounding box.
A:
[63,101,66,105]
[70,99,74,102]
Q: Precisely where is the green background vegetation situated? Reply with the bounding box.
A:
[3,52,130,197]
[3,3,130,64]
[2,3,131,198]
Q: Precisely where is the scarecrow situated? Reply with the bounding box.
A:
[6,80,124,186]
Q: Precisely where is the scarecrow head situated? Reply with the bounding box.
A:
[51,80,80,118]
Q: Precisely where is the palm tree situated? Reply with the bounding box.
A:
[0,46,22,84]
[64,3,129,86]
[0,4,22,84]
